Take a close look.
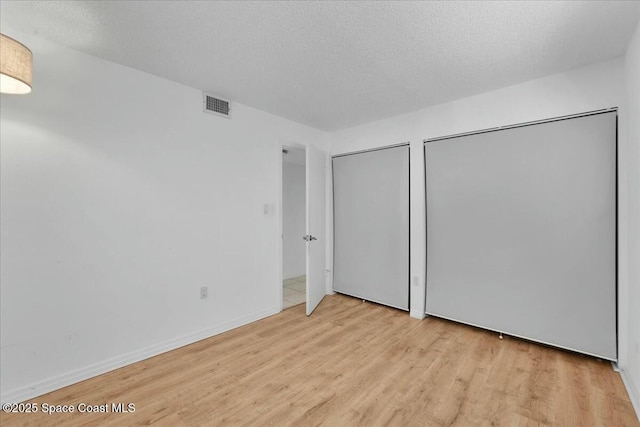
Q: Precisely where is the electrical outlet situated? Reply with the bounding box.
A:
[200,286,208,299]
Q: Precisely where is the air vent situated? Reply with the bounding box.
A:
[203,93,231,118]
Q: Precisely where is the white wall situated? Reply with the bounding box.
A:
[0,32,328,403]
[282,161,306,279]
[621,20,640,416]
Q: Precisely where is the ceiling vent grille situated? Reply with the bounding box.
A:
[203,93,231,118]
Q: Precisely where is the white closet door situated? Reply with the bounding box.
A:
[424,111,617,360]
[333,145,409,310]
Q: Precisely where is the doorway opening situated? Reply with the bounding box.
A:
[282,146,306,309]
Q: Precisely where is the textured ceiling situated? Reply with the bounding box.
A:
[1,1,639,131]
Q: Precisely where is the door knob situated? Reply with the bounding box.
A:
[303,235,318,241]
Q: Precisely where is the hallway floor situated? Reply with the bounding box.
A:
[283,275,306,309]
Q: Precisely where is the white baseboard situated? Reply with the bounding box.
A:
[410,309,425,320]
[1,306,280,404]
[620,367,640,421]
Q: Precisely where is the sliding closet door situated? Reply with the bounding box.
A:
[425,111,617,360]
[333,145,409,310]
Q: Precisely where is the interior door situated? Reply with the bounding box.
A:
[305,143,326,315]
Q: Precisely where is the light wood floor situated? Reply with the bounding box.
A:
[1,294,637,426]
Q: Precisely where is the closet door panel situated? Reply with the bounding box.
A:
[424,112,616,360]
[333,145,409,310]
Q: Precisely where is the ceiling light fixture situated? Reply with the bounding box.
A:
[0,33,32,94]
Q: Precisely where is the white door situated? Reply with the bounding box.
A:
[305,143,326,315]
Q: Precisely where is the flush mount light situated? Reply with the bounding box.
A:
[0,33,33,94]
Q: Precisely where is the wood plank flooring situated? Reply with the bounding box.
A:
[1,294,637,426]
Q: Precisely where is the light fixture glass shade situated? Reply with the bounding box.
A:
[0,33,32,94]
